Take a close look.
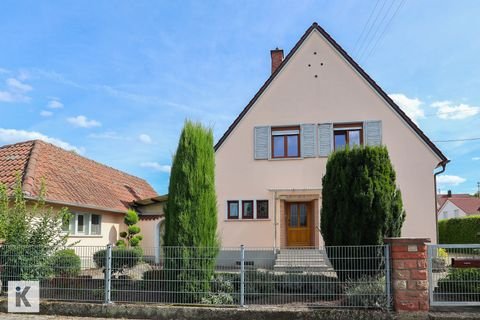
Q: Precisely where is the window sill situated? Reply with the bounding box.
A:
[224,219,272,222]
[269,157,303,161]
[68,235,103,238]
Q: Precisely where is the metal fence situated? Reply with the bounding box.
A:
[0,244,390,308]
[428,244,480,306]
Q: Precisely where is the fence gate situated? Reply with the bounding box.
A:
[428,244,480,306]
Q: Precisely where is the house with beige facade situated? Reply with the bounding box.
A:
[214,22,448,250]
[0,139,164,260]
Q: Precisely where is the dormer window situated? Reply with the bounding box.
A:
[271,126,300,158]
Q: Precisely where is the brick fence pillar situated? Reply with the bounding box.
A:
[384,237,431,313]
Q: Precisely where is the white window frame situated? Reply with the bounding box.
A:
[90,214,102,235]
[68,213,102,236]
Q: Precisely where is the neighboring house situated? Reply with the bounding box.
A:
[0,140,160,250]
[214,22,448,249]
[132,195,167,263]
[438,193,480,220]
[437,191,472,210]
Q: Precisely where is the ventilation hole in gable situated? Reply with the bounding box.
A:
[314,75,318,78]
[313,51,317,55]
[321,62,324,66]
[308,64,311,67]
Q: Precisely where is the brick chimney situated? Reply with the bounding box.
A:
[447,190,452,197]
[270,48,284,74]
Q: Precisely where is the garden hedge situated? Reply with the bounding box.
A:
[438,215,480,244]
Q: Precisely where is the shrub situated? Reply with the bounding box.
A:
[320,146,405,279]
[93,247,142,274]
[436,268,480,300]
[164,121,219,302]
[0,177,70,289]
[50,249,81,277]
[215,270,341,303]
[438,215,480,244]
[344,276,388,308]
[142,269,164,291]
[201,274,235,305]
[116,209,143,248]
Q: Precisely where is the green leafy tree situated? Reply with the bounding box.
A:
[0,176,71,287]
[164,120,219,302]
[320,146,405,279]
[116,209,143,247]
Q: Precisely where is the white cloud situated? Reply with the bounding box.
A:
[6,78,32,93]
[431,101,480,120]
[472,157,480,161]
[0,128,83,153]
[48,99,63,109]
[40,110,53,117]
[67,115,101,128]
[139,134,152,144]
[0,77,32,103]
[0,91,17,102]
[140,162,171,173]
[389,93,424,123]
[437,175,466,186]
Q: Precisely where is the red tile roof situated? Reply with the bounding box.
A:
[0,140,158,212]
[448,197,480,215]
[437,193,472,208]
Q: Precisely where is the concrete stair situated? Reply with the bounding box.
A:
[273,248,334,273]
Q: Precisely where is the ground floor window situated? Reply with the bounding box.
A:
[228,201,239,219]
[227,200,269,220]
[64,213,102,235]
[256,200,269,219]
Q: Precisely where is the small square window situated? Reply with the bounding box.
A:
[256,200,269,219]
[228,201,239,219]
[242,201,254,219]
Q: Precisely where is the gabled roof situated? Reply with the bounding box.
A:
[441,197,480,215]
[214,22,448,166]
[0,140,158,213]
[437,193,472,208]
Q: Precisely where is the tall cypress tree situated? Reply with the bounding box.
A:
[164,120,219,302]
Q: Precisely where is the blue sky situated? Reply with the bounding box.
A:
[0,1,479,195]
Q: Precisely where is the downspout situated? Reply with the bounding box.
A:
[273,190,277,252]
[434,160,449,243]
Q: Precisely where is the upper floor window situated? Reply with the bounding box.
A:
[334,123,363,150]
[271,126,300,158]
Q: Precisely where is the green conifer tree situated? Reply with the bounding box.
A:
[164,120,219,302]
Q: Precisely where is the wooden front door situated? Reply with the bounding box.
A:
[286,202,312,247]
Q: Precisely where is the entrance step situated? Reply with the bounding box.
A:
[273,249,334,273]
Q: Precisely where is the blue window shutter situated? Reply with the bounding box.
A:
[301,124,317,158]
[364,120,382,146]
[254,126,270,160]
[318,123,333,157]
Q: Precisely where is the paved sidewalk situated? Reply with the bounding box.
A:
[0,314,133,320]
